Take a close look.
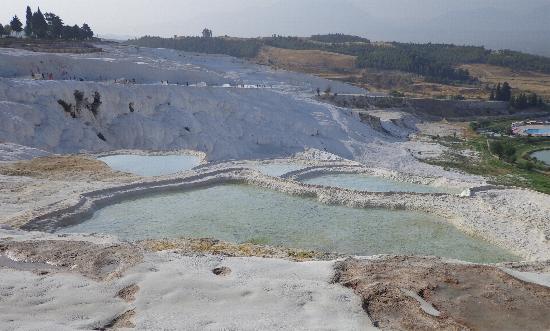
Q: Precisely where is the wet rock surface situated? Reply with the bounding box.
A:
[0,229,548,330]
[333,256,550,331]
[0,239,143,281]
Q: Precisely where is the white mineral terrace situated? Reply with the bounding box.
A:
[1,43,549,330]
[11,153,548,262]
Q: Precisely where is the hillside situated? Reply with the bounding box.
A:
[129,34,550,100]
[461,64,550,99]
[256,46,356,73]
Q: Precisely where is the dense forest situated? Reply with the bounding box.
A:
[129,33,550,84]
[263,35,371,56]
[1,5,94,41]
[309,33,370,43]
[355,44,478,83]
[487,50,550,74]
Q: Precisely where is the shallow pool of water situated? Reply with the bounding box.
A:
[532,150,550,165]
[99,154,200,176]
[253,163,305,177]
[304,174,462,194]
[60,185,516,263]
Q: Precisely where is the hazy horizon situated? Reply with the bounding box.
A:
[3,0,550,56]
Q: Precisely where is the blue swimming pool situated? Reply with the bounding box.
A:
[524,128,550,136]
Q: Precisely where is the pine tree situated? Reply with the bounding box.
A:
[81,23,93,40]
[0,24,5,37]
[202,28,213,38]
[529,93,539,107]
[495,83,502,101]
[501,82,512,101]
[10,16,23,36]
[44,13,63,39]
[72,25,83,40]
[513,93,528,109]
[61,25,73,39]
[24,6,32,37]
[3,25,12,36]
[31,8,48,39]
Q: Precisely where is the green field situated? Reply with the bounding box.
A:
[426,128,550,194]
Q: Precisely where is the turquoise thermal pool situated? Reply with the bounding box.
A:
[99,154,200,176]
[304,173,463,194]
[60,185,517,263]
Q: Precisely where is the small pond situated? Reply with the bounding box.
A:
[59,185,516,263]
[531,150,550,166]
[303,173,462,194]
[99,154,200,176]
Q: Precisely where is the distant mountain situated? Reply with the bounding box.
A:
[378,6,550,56]
[426,6,550,32]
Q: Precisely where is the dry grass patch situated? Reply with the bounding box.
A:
[462,64,550,98]
[256,46,356,73]
[140,238,337,262]
[0,155,135,181]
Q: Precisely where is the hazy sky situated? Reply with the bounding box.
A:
[2,1,550,54]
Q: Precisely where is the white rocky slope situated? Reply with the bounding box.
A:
[0,44,484,182]
[0,79,389,161]
[0,143,50,162]
[0,44,389,161]
[0,45,362,93]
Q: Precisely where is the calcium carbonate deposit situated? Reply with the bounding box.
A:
[1,42,549,331]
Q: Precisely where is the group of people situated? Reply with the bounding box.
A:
[31,68,85,81]
[28,70,273,90]
[31,71,54,80]
[160,81,191,86]
[114,78,137,84]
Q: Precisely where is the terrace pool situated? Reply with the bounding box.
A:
[303,173,463,194]
[59,185,517,263]
[252,163,306,177]
[99,154,200,176]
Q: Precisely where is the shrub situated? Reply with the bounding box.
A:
[57,99,75,118]
[390,90,405,98]
[73,90,84,103]
[518,161,535,171]
[490,140,504,156]
[89,91,101,116]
